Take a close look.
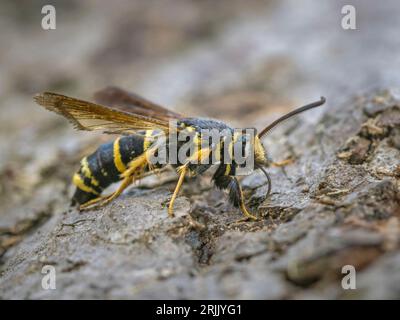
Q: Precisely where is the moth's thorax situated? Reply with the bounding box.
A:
[177,118,232,132]
[177,118,267,165]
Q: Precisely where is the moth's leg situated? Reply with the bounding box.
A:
[166,146,212,217]
[81,175,135,210]
[79,149,152,210]
[271,158,294,167]
[77,193,103,209]
[213,164,257,221]
[230,177,258,221]
[167,165,188,217]
[78,195,107,210]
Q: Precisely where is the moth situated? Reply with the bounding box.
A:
[34,87,325,220]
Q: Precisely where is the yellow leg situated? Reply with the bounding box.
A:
[239,202,258,221]
[80,175,134,210]
[78,195,107,210]
[79,149,153,210]
[165,147,210,217]
[100,175,134,205]
[235,179,258,221]
[271,158,294,167]
[168,165,187,217]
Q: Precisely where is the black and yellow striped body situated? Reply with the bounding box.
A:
[36,89,321,219]
[72,132,151,205]
[72,118,266,210]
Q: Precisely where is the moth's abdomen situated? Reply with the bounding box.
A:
[72,134,146,205]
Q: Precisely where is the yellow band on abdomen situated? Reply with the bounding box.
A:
[113,137,127,173]
[72,173,99,195]
[80,157,99,186]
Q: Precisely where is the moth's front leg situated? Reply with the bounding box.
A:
[213,165,258,221]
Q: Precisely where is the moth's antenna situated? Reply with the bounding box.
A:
[258,97,326,138]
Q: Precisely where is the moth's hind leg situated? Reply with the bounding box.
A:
[270,158,294,167]
[79,175,134,210]
[79,151,151,211]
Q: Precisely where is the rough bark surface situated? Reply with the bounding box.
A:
[1,89,399,299]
